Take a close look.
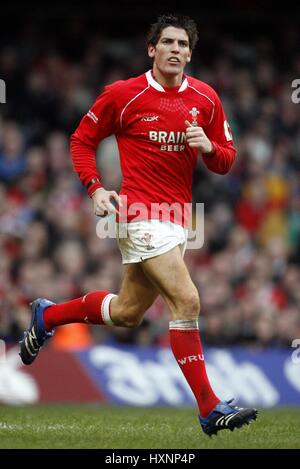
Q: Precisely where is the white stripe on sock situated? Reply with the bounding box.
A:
[101,293,117,325]
[169,319,199,331]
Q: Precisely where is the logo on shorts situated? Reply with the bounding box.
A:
[141,232,155,250]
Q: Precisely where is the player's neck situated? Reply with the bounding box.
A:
[152,67,184,88]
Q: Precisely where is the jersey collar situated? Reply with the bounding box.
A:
[146,70,188,93]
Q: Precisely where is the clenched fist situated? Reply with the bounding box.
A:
[185,120,213,153]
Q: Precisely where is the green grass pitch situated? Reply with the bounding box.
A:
[0,405,299,449]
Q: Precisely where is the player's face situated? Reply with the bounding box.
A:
[148,26,192,80]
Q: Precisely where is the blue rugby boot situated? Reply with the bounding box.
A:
[19,298,55,365]
[199,399,258,436]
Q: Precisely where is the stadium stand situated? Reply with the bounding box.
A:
[1,4,300,349]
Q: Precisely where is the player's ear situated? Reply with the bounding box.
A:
[186,51,192,63]
[148,45,155,59]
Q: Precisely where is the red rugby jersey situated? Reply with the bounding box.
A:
[70,70,236,225]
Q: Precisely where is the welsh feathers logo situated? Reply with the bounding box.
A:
[141,232,155,250]
[189,107,199,126]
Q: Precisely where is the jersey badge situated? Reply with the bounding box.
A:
[189,107,200,127]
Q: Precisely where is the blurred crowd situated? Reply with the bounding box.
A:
[1,16,300,349]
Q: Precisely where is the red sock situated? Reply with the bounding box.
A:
[43,291,116,330]
[169,320,220,418]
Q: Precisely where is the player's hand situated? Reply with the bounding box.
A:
[185,120,213,153]
[91,187,123,217]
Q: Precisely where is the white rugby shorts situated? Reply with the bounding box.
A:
[116,219,188,264]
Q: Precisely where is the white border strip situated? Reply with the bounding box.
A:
[179,78,188,92]
[101,293,117,325]
[87,110,98,123]
[146,70,165,92]
[146,70,189,93]
[120,85,150,128]
[169,319,199,330]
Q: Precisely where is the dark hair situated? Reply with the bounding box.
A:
[147,14,199,50]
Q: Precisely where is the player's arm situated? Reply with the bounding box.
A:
[70,86,121,216]
[185,93,236,175]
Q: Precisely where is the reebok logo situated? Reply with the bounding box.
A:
[141,115,159,122]
[178,354,204,365]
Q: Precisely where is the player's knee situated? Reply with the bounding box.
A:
[113,303,143,328]
[118,313,143,328]
[173,290,200,319]
[184,292,200,318]
[110,297,144,328]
